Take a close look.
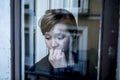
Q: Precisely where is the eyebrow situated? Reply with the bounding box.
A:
[58,29,68,32]
[45,32,51,35]
[45,32,67,37]
[45,29,68,34]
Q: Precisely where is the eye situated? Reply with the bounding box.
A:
[57,34,66,40]
[45,34,51,40]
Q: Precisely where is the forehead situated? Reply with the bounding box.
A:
[50,23,68,33]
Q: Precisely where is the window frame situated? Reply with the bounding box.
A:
[10,0,119,80]
[11,0,21,80]
[98,0,119,80]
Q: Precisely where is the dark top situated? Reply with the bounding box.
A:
[28,55,86,80]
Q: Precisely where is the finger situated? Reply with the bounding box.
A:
[49,49,54,60]
[50,49,58,61]
[62,48,64,52]
[52,49,58,57]
[59,51,66,60]
[55,49,61,60]
[49,49,54,56]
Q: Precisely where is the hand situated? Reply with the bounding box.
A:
[48,49,67,68]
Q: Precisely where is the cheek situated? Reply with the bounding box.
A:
[60,38,69,50]
[45,40,51,49]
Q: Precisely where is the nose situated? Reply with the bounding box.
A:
[51,39,58,49]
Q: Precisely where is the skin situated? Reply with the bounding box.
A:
[44,23,73,68]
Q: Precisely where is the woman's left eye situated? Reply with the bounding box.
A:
[57,34,65,40]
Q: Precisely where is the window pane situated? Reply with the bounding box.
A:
[24,0,101,80]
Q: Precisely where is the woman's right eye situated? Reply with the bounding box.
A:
[45,35,51,40]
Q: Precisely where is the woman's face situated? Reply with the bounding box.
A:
[45,23,71,52]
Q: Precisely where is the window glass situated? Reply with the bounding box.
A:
[24,0,101,80]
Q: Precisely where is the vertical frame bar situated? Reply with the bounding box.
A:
[21,0,25,80]
[11,0,21,80]
[99,0,119,80]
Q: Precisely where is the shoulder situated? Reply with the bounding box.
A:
[31,55,52,71]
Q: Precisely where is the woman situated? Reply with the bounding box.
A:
[30,9,85,80]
